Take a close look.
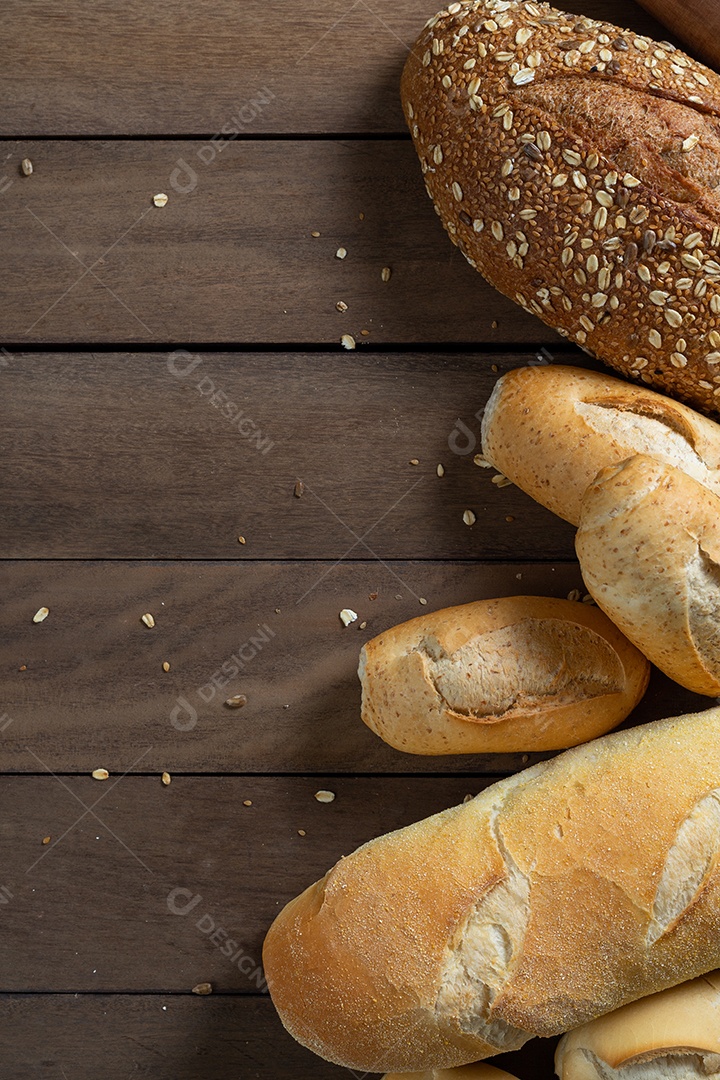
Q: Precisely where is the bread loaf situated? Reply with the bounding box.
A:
[576,454,720,695]
[359,595,649,754]
[263,705,720,1072]
[401,1,720,415]
[384,1066,519,1080]
[481,365,720,525]
[555,971,720,1078]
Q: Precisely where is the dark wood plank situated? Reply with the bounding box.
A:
[0,776,491,990]
[0,994,560,1079]
[0,352,581,559]
[1,0,675,135]
[2,560,706,775]
[1,139,552,343]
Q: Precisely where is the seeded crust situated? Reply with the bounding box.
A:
[401,0,720,415]
[555,971,720,1079]
[359,595,650,754]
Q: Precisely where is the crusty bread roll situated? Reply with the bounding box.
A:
[401,1,720,415]
[384,1066,520,1080]
[555,971,720,1079]
[359,595,649,754]
[576,454,720,695]
[264,705,720,1073]
[481,365,720,526]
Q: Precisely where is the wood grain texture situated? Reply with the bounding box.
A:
[0,775,490,990]
[0,995,559,1079]
[0,352,580,559]
[0,139,553,343]
[1,560,706,775]
[636,0,720,71]
[2,0,672,136]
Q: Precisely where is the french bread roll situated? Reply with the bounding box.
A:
[359,595,649,754]
[401,1,720,415]
[384,1066,520,1080]
[264,705,720,1073]
[555,971,720,1079]
[481,365,720,525]
[576,454,720,695]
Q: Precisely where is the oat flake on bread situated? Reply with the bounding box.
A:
[402,0,720,414]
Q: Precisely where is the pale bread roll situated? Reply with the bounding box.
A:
[555,971,720,1079]
[359,596,649,753]
[480,365,720,526]
[264,705,720,1073]
[384,1066,520,1080]
[576,454,720,695]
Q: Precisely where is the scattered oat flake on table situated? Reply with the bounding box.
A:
[341,334,356,350]
[141,612,155,628]
[492,473,513,488]
[419,597,428,606]
[237,535,247,544]
[32,607,49,623]
[192,983,213,996]
[225,694,248,709]
[339,608,358,626]
[311,230,321,237]
[359,620,368,630]
[409,458,419,466]
[336,300,348,312]
[162,661,170,672]
[336,247,347,259]
[473,455,492,468]
[369,592,378,601]
[314,790,335,803]
[42,836,51,845]
[294,480,305,498]
[92,768,109,781]
[153,193,169,207]
[436,464,445,477]
[161,772,171,786]
[567,589,581,602]
[583,594,596,605]
[297,829,306,836]
[19,664,27,672]
[381,266,392,282]
[463,794,474,803]
[21,158,33,176]
[360,329,370,337]
[463,509,477,526]
[243,799,253,807]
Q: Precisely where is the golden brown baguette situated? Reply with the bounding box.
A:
[384,1067,520,1080]
[401,1,720,415]
[555,971,720,1079]
[359,595,649,753]
[576,454,720,695]
[481,365,720,525]
[263,705,720,1073]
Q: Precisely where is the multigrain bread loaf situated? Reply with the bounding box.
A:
[401,1,720,415]
[263,705,720,1073]
[481,365,720,525]
[576,454,720,695]
[384,1066,520,1080]
[555,971,720,1079]
[359,596,649,753]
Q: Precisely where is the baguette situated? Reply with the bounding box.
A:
[401,1,720,415]
[384,1067,520,1080]
[359,595,649,754]
[480,365,720,526]
[555,971,720,1078]
[264,705,720,1073]
[576,454,720,695]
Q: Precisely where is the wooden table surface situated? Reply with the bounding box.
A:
[1,2,710,1077]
